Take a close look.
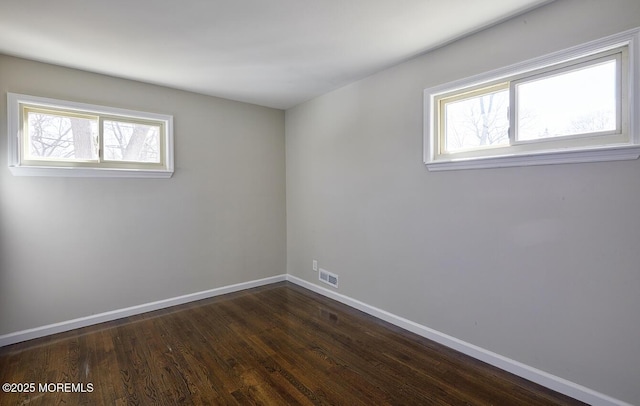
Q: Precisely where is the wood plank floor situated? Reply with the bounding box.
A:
[0,282,585,405]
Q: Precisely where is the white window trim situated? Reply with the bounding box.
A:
[7,93,174,178]
[423,27,640,171]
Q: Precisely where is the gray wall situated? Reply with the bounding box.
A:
[286,0,640,404]
[0,55,286,335]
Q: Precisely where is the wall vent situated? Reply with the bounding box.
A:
[318,268,338,288]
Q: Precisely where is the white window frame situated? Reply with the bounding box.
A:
[7,93,174,178]
[423,28,640,171]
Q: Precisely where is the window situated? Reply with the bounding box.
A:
[424,28,640,171]
[7,93,174,177]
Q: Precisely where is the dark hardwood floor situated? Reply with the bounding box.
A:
[0,282,585,405]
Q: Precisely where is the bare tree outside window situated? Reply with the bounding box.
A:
[69,117,96,159]
[27,111,97,160]
[26,112,160,163]
[568,110,615,134]
[103,121,160,163]
[444,90,510,152]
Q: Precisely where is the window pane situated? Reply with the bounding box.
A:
[444,89,509,152]
[27,111,98,160]
[103,120,161,163]
[516,60,617,141]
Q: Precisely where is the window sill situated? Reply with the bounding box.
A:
[8,165,174,178]
[425,145,640,171]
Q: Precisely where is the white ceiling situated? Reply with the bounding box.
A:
[0,0,552,109]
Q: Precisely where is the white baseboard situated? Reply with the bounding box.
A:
[285,275,632,406]
[1,273,631,406]
[0,274,287,348]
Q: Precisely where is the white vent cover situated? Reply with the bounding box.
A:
[319,268,338,288]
